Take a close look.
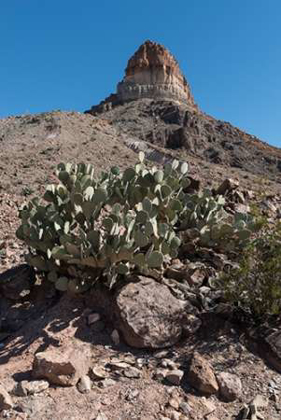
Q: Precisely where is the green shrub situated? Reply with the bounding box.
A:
[217,218,281,318]
[16,153,255,293]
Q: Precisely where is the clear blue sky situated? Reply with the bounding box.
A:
[0,0,280,148]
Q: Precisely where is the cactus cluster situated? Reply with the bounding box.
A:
[16,153,255,292]
[17,153,189,291]
[178,190,256,251]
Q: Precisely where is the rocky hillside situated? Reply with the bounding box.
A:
[87,40,281,182]
[0,41,281,420]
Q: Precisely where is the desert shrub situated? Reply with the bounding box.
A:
[217,217,281,318]
[16,153,255,293]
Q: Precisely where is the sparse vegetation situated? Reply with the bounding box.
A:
[217,213,281,318]
[16,153,255,294]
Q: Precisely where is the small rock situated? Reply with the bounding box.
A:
[216,372,242,401]
[179,401,190,415]
[0,384,13,411]
[170,410,181,420]
[90,366,109,380]
[111,329,120,345]
[201,397,216,416]
[96,413,108,420]
[160,359,178,369]
[154,350,169,359]
[216,178,239,195]
[154,369,168,381]
[123,367,141,379]
[169,397,180,409]
[87,313,101,325]
[188,353,219,395]
[77,375,92,394]
[166,369,184,386]
[14,380,49,396]
[98,378,116,388]
[125,388,139,401]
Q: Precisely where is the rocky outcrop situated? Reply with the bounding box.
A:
[88,41,198,113]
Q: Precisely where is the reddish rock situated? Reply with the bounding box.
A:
[118,41,198,109]
[188,353,219,395]
[89,40,198,113]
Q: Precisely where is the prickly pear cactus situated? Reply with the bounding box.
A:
[16,153,190,291]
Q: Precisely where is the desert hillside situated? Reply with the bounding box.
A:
[0,41,281,420]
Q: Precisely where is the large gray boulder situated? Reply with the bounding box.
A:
[114,275,185,349]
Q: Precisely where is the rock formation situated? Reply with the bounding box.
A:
[88,40,198,113]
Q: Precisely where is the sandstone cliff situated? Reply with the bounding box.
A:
[88,40,198,113]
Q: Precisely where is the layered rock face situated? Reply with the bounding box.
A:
[88,40,198,113]
[117,41,197,108]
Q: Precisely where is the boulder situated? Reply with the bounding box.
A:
[32,346,90,386]
[114,275,184,348]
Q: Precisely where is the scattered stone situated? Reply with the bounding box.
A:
[95,413,108,420]
[165,369,184,386]
[77,375,92,394]
[201,398,216,416]
[111,329,120,345]
[90,366,109,380]
[154,369,169,381]
[87,312,101,325]
[179,401,190,415]
[168,397,180,409]
[188,353,219,395]
[14,380,49,396]
[170,410,181,420]
[216,371,242,402]
[32,346,90,386]
[154,350,169,359]
[98,378,116,388]
[0,384,13,411]
[125,388,139,401]
[123,367,141,379]
[216,178,239,195]
[159,359,178,369]
[114,275,184,348]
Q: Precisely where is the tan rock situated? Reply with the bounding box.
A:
[0,383,13,411]
[188,353,219,395]
[89,40,198,113]
[14,380,49,396]
[32,346,90,386]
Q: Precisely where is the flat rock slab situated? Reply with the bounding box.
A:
[114,275,184,349]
